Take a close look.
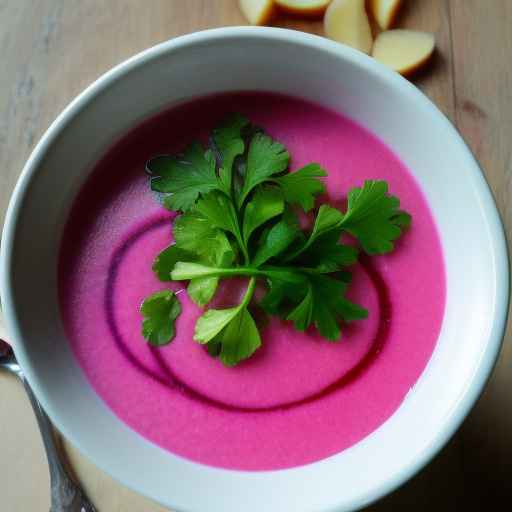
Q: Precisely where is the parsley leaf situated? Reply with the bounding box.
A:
[286,285,314,330]
[187,277,219,307]
[284,204,344,261]
[212,113,249,190]
[252,209,301,267]
[259,270,308,316]
[216,308,261,366]
[173,210,227,258]
[152,245,194,281]
[297,230,358,273]
[272,163,327,212]
[238,133,290,206]
[147,142,221,211]
[340,180,412,254]
[242,186,284,245]
[194,278,261,365]
[187,233,234,307]
[141,290,181,346]
[287,275,368,340]
[309,275,368,340]
[309,205,345,244]
[171,210,235,305]
[195,191,247,261]
[194,304,242,343]
[391,211,412,229]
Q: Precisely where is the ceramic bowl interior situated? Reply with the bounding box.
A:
[0,27,508,512]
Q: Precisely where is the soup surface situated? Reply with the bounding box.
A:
[59,93,445,470]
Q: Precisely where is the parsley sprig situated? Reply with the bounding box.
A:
[140,114,411,366]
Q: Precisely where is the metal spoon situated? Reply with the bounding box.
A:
[0,338,97,512]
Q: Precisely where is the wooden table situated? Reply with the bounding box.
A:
[1,1,510,510]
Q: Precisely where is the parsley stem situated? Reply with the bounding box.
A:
[284,223,342,262]
[215,267,266,278]
[172,265,265,280]
[234,231,250,265]
[230,196,250,265]
[225,178,250,265]
[283,243,308,262]
[241,277,256,309]
[172,262,328,283]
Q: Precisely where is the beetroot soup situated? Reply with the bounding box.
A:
[59,93,445,470]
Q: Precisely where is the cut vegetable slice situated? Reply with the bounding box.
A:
[372,29,435,76]
[275,0,331,18]
[324,0,373,54]
[369,0,402,30]
[238,0,275,25]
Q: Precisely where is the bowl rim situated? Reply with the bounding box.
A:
[1,26,509,512]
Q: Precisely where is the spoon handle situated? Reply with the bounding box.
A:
[20,375,86,512]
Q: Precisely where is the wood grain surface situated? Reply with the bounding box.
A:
[0,1,510,510]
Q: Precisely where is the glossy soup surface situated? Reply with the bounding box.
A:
[59,93,445,470]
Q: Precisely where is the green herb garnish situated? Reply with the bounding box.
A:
[140,290,181,346]
[141,114,411,366]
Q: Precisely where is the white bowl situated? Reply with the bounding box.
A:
[0,27,509,512]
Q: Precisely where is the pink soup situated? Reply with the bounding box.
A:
[59,93,445,470]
